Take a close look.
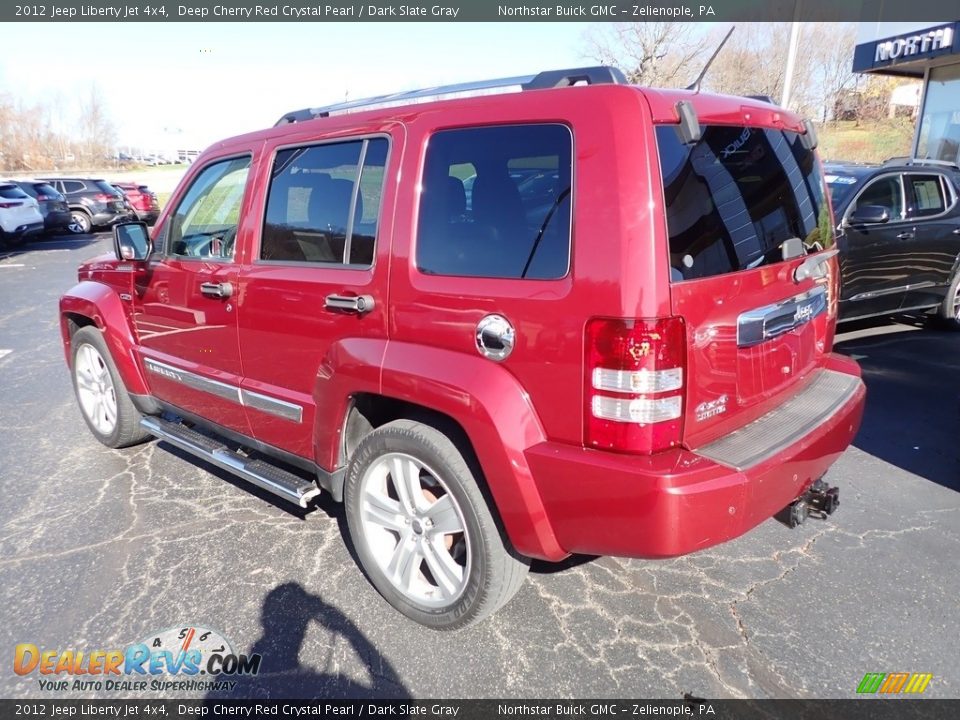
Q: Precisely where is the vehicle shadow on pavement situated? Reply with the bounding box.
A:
[204,582,410,700]
[834,317,960,492]
[0,234,102,258]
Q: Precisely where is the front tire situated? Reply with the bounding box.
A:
[344,420,529,630]
[71,326,151,448]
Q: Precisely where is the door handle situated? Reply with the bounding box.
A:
[200,281,233,299]
[896,232,915,240]
[324,294,375,314]
[952,228,960,235]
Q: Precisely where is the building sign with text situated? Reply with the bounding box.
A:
[853,22,960,75]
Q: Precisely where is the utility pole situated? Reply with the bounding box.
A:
[781,0,802,109]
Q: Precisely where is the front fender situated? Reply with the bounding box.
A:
[377,342,565,561]
[59,281,149,396]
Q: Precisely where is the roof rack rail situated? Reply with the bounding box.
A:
[884,156,960,170]
[275,65,626,126]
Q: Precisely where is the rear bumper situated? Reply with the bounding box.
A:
[134,208,159,225]
[1,222,44,242]
[526,354,865,559]
[91,210,135,227]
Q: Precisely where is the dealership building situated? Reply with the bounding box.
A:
[853,21,960,164]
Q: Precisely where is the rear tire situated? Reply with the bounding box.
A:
[68,210,92,235]
[344,420,529,630]
[71,326,151,448]
[936,270,960,330]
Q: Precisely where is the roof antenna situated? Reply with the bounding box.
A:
[686,25,735,93]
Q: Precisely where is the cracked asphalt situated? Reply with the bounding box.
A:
[1,234,958,700]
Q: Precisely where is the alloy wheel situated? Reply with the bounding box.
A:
[74,344,118,436]
[358,452,470,607]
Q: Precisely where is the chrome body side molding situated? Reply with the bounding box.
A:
[143,357,303,423]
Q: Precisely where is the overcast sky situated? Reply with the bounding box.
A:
[1,22,594,151]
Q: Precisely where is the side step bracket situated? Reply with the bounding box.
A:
[141,416,321,508]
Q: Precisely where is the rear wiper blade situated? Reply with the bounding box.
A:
[520,187,571,279]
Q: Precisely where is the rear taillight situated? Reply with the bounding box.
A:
[0,201,23,209]
[585,317,686,455]
[95,193,116,202]
[36,194,55,201]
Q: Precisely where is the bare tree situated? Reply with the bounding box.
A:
[0,80,120,171]
[77,83,116,163]
[584,21,864,122]
[804,22,858,122]
[584,22,708,87]
[703,24,818,106]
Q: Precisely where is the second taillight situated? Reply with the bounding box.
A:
[585,317,686,455]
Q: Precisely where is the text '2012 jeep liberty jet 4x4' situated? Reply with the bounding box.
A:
[60,67,865,629]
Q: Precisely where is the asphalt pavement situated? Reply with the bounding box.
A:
[1,234,957,700]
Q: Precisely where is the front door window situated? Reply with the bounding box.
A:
[167,156,250,261]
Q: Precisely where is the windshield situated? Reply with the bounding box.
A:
[656,125,833,281]
[824,173,860,209]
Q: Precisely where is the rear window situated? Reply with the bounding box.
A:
[0,184,29,200]
[416,124,572,279]
[656,125,833,281]
[31,183,61,198]
[94,181,122,196]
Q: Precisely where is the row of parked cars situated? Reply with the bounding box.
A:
[0,177,160,249]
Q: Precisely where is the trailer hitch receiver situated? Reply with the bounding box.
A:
[785,479,839,528]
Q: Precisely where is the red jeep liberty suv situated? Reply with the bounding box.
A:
[59,67,866,629]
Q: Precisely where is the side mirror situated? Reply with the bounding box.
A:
[848,205,891,225]
[113,222,151,261]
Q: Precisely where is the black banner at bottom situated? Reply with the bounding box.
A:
[1,700,957,720]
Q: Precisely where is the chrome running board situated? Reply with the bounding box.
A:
[140,416,321,508]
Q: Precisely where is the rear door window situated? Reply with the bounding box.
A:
[416,124,572,279]
[655,125,832,281]
[905,174,949,217]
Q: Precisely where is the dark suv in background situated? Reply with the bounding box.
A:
[825,161,960,327]
[12,180,72,235]
[40,177,133,234]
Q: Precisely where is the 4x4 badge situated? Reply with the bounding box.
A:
[696,395,728,422]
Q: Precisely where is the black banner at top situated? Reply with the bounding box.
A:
[1,0,959,23]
